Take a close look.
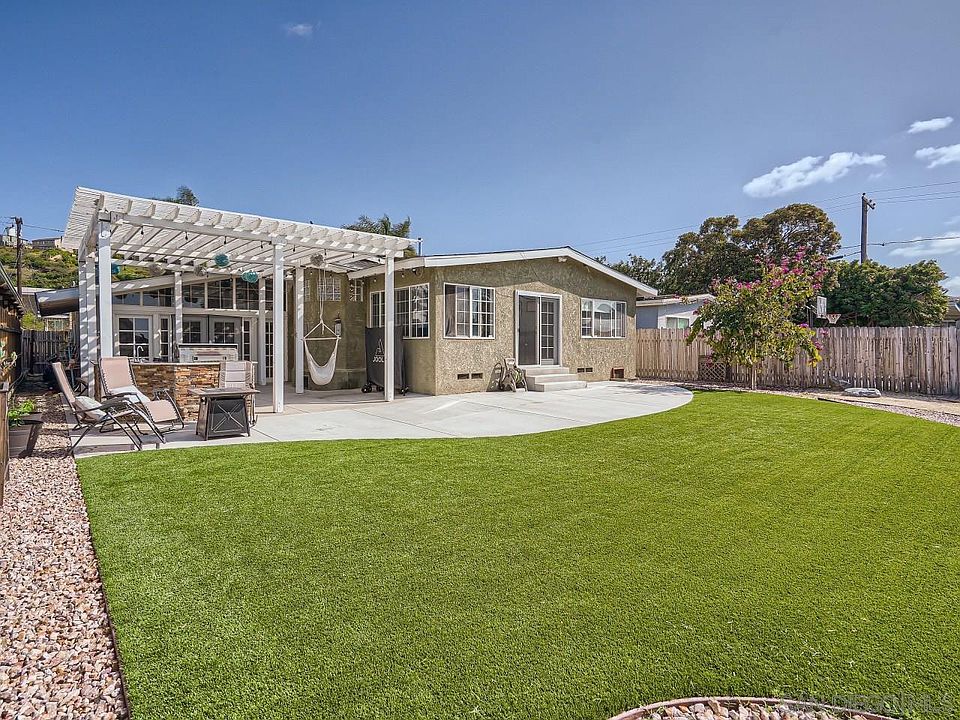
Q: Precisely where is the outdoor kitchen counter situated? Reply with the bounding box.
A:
[131,362,222,421]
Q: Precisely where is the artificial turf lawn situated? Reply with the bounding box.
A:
[77,391,960,720]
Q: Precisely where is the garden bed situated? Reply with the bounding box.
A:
[0,392,127,718]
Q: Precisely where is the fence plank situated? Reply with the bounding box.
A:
[636,326,960,397]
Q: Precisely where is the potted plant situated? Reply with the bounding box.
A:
[8,397,42,459]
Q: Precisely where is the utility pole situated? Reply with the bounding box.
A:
[13,217,23,294]
[860,193,875,263]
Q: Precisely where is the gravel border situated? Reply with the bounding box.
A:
[610,697,897,720]
[0,392,128,719]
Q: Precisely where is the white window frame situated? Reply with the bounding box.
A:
[581,298,627,338]
[319,274,342,301]
[369,283,430,339]
[664,315,691,329]
[443,283,496,339]
[116,315,152,359]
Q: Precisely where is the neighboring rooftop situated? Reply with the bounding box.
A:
[636,293,713,306]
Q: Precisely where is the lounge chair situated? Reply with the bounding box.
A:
[219,360,257,425]
[97,357,185,441]
[51,361,143,451]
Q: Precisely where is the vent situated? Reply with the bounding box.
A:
[610,367,625,380]
[577,367,594,374]
[471,372,483,380]
[456,373,470,380]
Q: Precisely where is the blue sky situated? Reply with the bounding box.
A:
[3,1,960,291]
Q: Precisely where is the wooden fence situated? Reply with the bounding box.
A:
[22,329,72,374]
[636,326,960,397]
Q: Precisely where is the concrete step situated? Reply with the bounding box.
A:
[522,366,571,377]
[530,373,580,384]
[529,379,588,392]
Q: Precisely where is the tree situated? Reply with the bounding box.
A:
[826,260,948,326]
[597,254,664,289]
[344,214,417,256]
[738,204,841,267]
[659,215,750,295]
[688,254,826,389]
[154,186,199,206]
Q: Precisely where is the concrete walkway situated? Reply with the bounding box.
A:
[72,381,692,456]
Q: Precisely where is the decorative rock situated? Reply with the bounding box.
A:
[0,393,128,718]
[843,387,882,398]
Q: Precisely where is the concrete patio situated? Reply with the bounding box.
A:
[70,381,691,456]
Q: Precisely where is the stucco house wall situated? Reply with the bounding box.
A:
[361,257,636,395]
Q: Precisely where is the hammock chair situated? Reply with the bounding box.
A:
[303,320,339,386]
[302,268,340,387]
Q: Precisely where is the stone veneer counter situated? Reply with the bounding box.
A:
[130,362,222,420]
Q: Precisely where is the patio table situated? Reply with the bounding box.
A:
[189,387,259,440]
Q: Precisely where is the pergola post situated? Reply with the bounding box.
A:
[78,254,97,390]
[272,242,285,413]
[294,267,304,394]
[173,272,183,357]
[257,277,267,386]
[384,256,395,402]
[96,222,114,358]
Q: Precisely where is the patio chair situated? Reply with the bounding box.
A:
[96,356,185,441]
[51,361,143,452]
[219,360,257,425]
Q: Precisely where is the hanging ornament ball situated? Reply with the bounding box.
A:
[241,270,259,283]
[214,253,231,268]
[110,262,121,276]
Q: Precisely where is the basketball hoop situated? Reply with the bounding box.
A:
[826,313,841,325]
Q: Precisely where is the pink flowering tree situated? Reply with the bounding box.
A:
[687,253,826,389]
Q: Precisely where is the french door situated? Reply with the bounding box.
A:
[516,293,560,366]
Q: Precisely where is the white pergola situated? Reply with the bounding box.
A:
[63,187,410,412]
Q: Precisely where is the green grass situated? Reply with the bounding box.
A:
[77,392,960,720]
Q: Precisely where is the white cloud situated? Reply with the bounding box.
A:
[284,22,314,37]
[890,233,960,258]
[915,144,960,168]
[944,276,960,295]
[947,215,960,227]
[908,116,954,134]
[743,152,886,198]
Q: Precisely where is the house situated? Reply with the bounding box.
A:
[30,236,64,250]
[61,188,656,411]
[342,247,656,393]
[635,293,712,329]
[72,246,653,395]
[945,297,960,327]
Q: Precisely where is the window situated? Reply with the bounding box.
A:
[349,279,363,302]
[118,317,150,358]
[370,291,384,328]
[444,284,494,338]
[665,316,690,329]
[369,284,430,338]
[183,319,202,344]
[115,292,141,305]
[142,288,172,307]
[581,299,627,338]
[236,279,259,310]
[159,316,172,361]
[183,283,205,309]
[207,278,234,309]
[241,319,252,361]
[319,274,342,301]
[212,320,238,346]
